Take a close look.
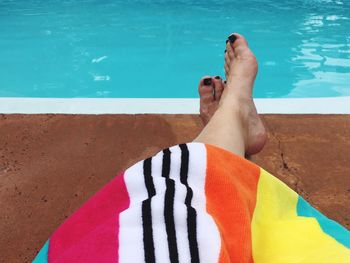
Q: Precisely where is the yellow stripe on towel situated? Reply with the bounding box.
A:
[251,169,350,263]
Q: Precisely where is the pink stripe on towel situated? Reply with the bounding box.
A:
[49,173,130,263]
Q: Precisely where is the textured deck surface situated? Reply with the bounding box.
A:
[1,114,350,262]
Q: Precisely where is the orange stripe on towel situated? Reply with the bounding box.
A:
[205,144,260,263]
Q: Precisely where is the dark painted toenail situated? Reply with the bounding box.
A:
[224,80,227,84]
[203,78,212,85]
[225,39,229,44]
[215,76,221,79]
[228,34,237,44]
[224,49,227,53]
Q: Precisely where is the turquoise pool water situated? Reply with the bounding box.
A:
[1,0,349,98]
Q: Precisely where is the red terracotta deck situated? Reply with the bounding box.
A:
[1,114,350,262]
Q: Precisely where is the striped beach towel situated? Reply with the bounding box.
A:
[33,142,350,262]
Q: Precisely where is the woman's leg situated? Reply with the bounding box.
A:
[194,33,267,157]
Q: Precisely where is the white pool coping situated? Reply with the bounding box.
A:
[0,97,349,114]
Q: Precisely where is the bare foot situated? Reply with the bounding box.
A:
[198,76,225,124]
[221,33,267,155]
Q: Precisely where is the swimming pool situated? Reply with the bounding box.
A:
[1,0,349,99]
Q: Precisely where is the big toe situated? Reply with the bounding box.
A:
[229,34,256,60]
[227,33,248,49]
[225,33,258,82]
[198,76,214,103]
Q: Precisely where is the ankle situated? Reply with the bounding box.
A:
[218,93,252,112]
[217,99,249,142]
[221,82,253,100]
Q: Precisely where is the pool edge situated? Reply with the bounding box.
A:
[0,97,349,114]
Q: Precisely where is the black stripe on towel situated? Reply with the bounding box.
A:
[142,157,156,263]
[179,144,200,263]
[144,157,156,197]
[162,148,179,263]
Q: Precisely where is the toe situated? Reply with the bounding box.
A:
[198,76,214,103]
[224,52,231,77]
[229,33,255,60]
[227,33,258,70]
[226,33,250,59]
[226,41,234,60]
[229,33,249,48]
[225,51,231,65]
[213,76,224,101]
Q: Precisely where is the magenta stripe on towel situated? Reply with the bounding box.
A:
[48,173,130,263]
